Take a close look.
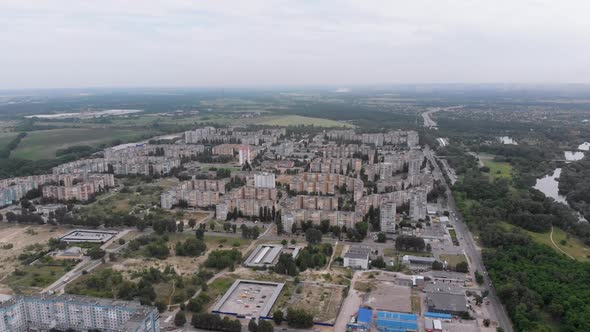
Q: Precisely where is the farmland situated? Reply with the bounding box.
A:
[258,115,353,128]
[10,128,148,160]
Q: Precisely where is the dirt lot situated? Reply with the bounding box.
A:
[0,224,70,293]
[288,282,345,323]
[354,271,413,313]
[113,233,253,277]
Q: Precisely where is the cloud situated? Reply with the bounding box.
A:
[0,0,589,88]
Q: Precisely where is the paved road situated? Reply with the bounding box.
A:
[425,147,513,332]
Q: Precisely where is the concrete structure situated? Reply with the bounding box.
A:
[343,246,371,269]
[239,145,252,165]
[212,280,284,318]
[380,202,396,234]
[254,172,276,189]
[402,255,436,267]
[288,172,364,201]
[60,229,118,243]
[160,179,226,209]
[425,292,468,316]
[1,173,114,206]
[376,311,418,332]
[243,244,301,268]
[409,189,427,221]
[0,294,159,332]
[52,246,85,260]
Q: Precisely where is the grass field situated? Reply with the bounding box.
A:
[483,160,513,180]
[0,132,17,148]
[7,264,73,293]
[257,115,353,128]
[11,128,148,160]
[527,227,590,261]
[500,222,590,261]
[439,254,468,268]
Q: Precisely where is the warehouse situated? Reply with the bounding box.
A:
[244,244,301,268]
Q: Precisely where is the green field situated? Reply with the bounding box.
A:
[527,227,590,261]
[11,128,148,160]
[0,132,17,148]
[257,115,353,128]
[483,160,513,180]
[500,223,590,261]
[439,254,467,268]
[7,264,73,293]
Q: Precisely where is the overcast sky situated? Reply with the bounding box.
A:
[1,0,589,89]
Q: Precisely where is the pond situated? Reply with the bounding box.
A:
[533,168,567,204]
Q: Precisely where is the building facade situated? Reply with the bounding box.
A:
[0,294,159,332]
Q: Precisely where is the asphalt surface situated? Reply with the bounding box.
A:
[425,147,513,332]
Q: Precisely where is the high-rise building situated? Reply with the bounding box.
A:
[0,294,159,332]
[239,145,252,165]
[380,202,397,233]
[409,190,427,221]
[254,172,276,188]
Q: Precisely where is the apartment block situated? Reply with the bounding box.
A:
[0,294,159,332]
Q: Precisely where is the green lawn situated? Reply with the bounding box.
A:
[483,160,513,180]
[11,128,148,160]
[7,264,73,293]
[257,115,353,128]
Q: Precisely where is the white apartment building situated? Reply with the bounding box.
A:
[0,294,159,332]
[254,172,276,189]
[380,202,397,234]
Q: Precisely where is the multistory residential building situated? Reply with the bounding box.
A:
[0,294,159,332]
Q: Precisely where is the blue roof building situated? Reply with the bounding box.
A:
[376,311,418,332]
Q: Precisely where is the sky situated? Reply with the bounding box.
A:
[1,0,590,89]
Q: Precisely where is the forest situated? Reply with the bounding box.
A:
[559,158,590,220]
[451,146,590,331]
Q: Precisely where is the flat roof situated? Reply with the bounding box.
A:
[244,244,302,267]
[60,229,118,243]
[212,279,284,318]
[358,308,373,324]
[344,246,371,259]
[426,293,467,313]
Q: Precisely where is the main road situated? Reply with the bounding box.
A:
[424,147,513,332]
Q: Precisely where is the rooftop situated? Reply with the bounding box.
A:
[344,246,371,259]
[426,292,467,313]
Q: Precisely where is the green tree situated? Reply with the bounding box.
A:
[305,228,322,244]
[273,310,284,325]
[286,308,314,328]
[174,311,186,327]
[258,320,274,332]
[248,318,258,332]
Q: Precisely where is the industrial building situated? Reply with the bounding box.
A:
[343,246,371,269]
[0,294,159,332]
[60,229,118,243]
[376,311,419,332]
[243,244,301,268]
[425,292,468,316]
[212,280,284,318]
